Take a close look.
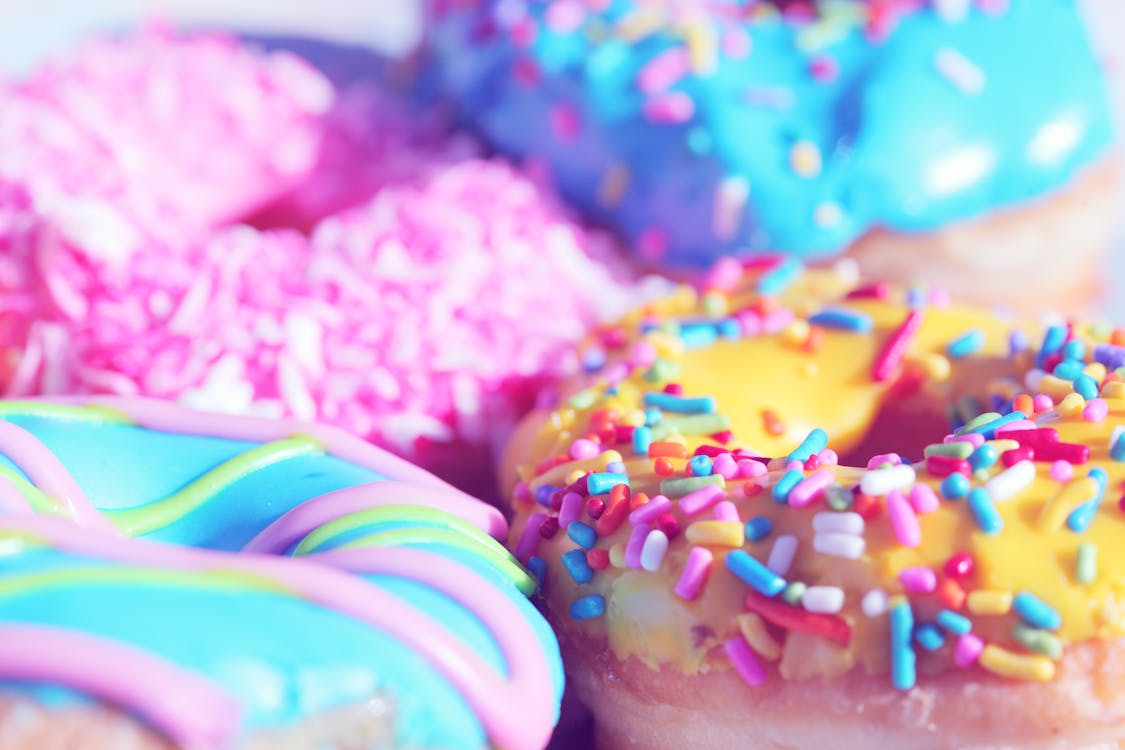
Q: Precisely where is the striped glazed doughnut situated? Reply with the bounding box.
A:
[0,397,562,750]
[504,258,1125,749]
[428,0,1116,312]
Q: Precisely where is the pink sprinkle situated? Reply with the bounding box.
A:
[642,92,696,124]
[514,512,547,562]
[866,453,902,469]
[788,469,834,508]
[737,310,763,337]
[629,494,673,525]
[636,47,691,94]
[724,634,768,687]
[712,452,739,480]
[762,309,795,334]
[816,448,839,466]
[785,459,804,472]
[950,433,985,448]
[704,256,744,293]
[808,55,839,83]
[678,484,726,516]
[637,227,669,261]
[674,546,714,600]
[995,419,1038,435]
[954,633,985,668]
[558,492,584,528]
[722,28,752,60]
[548,104,581,141]
[1049,461,1074,482]
[738,459,767,479]
[569,438,601,460]
[629,340,658,368]
[713,500,740,523]
[1083,398,1108,423]
[899,566,937,594]
[1033,393,1055,412]
[909,484,940,515]
[625,523,651,569]
[887,489,921,548]
[545,0,586,32]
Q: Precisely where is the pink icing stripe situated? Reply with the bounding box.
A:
[0,474,32,514]
[2,515,555,750]
[0,624,242,750]
[0,421,116,533]
[242,480,506,554]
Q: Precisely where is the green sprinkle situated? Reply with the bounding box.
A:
[782,581,807,605]
[659,474,725,499]
[956,411,1001,436]
[650,413,731,441]
[1012,622,1063,660]
[923,442,974,460]
[568,389,598,409]
[644,358,681,383]
[701,291,728,317]
[824,484,853,511]
[1076,543,1097,586]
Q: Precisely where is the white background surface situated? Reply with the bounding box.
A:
[2,0,1124,317]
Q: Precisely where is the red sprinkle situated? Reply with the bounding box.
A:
[663,383,684,396]
[585,497,606,519]
[762,409,786,436]
[587,548,610,570]
[944,553,975,580]
[937,578,967,610]
[926,455,971,478]
[1001,428,1059,445]
[745,591,852,646]
[1030,442,1089,464]
[846,282,891,300]
[613,425,636,444]
[596,485,630,536]
[709,430,734,445]
[804,454,820,471]
[1000,446,1035,466]
[539,517,559,539]
[853,492,882,520]
[872,309,923,382]
[656,512,682,540]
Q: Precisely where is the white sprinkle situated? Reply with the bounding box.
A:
[713,176,750,241]
[1110,425,1125,449]
[802,585,845,614]
[640,529,670,572]
[813,532,865,560]
[813,200,843,228]
[859,464,916,496]
[934,0,970,23]
[812,511,864,535]
[861,588,889,618]
[983,460,1036,502]
[935,48,985,95]
[1024,368,1047,393]
[766,534,798,576]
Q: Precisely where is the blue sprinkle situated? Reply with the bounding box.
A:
[1037,324,1067,368]
[605,461,627,475]
[940,473,970,500]
[1008,329,1029,357]
[679,322,719,349]
[568,521,597,550]
[745,516,773,542]
[570,594,606,620]
[1012,591,1061,631]
[725,549,786,597]
[967,487,1003,534]
[526,556,547,589]
[642,392,716,414]
[561,549,593,584]
[969,444,998,472]
[644,408,663,426]
[771,468,805,504]
[808,307,873,333]
[717,318,741,339]
[1074,373,1099,400]
[587,473,628,495]
[989,394,1008,413]
[1064,339,1086,361]
[1052,359,1084,382]
[913,623,945,652]
[1094,343,1125,370]
[632,425,653,456]
[689,455,713,477]
[947,329,985,359]
[890,602,916,690]
[936,609,972,636]
[967,410,1027,439]
[1112,432,1125,462]
[582,348,607,373]
[787,427,828,464]
[906,286,926,309]
[1067,467,1107,532]
[757,257,804,295]
[534,484,558,507]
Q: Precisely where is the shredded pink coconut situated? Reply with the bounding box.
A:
[0,29,641,493]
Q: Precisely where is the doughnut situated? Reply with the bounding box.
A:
[0,27,639,495]
[0,396,562,749]
[427,0,1116,312]
[503,257,1125,749]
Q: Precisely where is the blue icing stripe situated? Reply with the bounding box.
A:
[430,0,1113,268]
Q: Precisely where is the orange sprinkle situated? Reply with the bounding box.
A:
[534,454,570,476]
[654,457,677,476]
[803,325,825,353]
[630,491,651,512]
[743,482,766,498]
[1012,393,1034,416]
[1112,328,1125,347]
[596,484,631,536]
[937,578,967,611]
[762,409,786,436]
[853,492,882,520]
[648,441,689,458]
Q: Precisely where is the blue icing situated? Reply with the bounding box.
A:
[430,0,1114,267]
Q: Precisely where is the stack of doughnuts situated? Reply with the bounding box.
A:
[428,0,1117,313]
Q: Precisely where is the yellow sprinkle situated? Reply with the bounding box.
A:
[647,331,686,360]
[616,8,663,41]
[782,320,811,346]
[701,291,728,317]
[1037,375,1075,400]
[910,352,952,383]
[665,434,688,447]
[967,589,1013,616]
[609,543,628,568]
[682,20,718,75]
[598,163,631,208]
[685,521,745,548]
[790,141,822,178]
[978,645,1055,682]
[1102,381,1125,400]
[985,439,1019,454]
[564,469,586,486]
[1038,477,1101,532]
[548,410,575,430]
[887,594,909,610]
[624,409,647,428]
[802,361,820,378]
[1084,362,1108,383]
[1058,392,1086,418]
[736,613,781,661]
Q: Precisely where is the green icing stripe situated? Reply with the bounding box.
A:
[0,566,289,600]
[0,402,131,424]
[106,436,325,536]
[0,466,61,515]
